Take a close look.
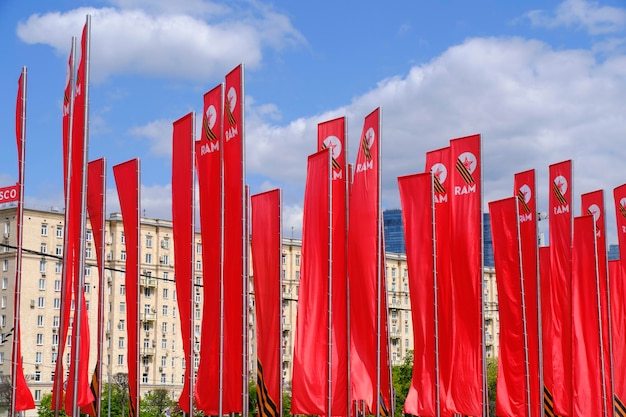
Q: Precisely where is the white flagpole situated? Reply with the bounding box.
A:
[218,82,225,417]
[594,216,608,417]
[135,159,142,417]
[430,172,441,417]
[54,36,76,417]
[189,113,197,416]
[375,108,382,417]
[327,149,333,417]
[241,65,249,417]
[278,190,284,417]
[344,124,351,417]
[10,65,27,417]
[516,200,532,417]
[96,159,107,417]
[480,139,488,417]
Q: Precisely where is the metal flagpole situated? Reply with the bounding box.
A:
[218,82,225,417]
[278,190,284,417]
[54,36,76,417]
[327,149,333,417]
[189,113,197,416]
[375,109,382,417]
[480,139,488,417]
[593,218,608,417]
[241,65,249,417]
[516,201,532,417]
[72,14,91,417]
[135,159,142,417]
[430,172,441,417]
[345,125,351,417]
[602,195,616,417]
[96,159,107,417]
[534,178,546,417]
[10,65,27,417]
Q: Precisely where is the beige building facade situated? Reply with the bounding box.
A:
[0,206,500,415]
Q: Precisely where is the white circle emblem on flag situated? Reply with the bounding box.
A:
[458,152,477,174]
[206,105,217,129]
[588,204,601,223]
[323,135,342,159]
[227,87,237,109]
[519,184,532,204]
[365,127,376,147]
[554,175,568,194]
[431,163,447,184]
[621,198,626,208]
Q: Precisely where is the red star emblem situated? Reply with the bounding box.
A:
[433,166,444,181]
[462,156,473,172]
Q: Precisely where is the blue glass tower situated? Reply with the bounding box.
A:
[383,209,405,254]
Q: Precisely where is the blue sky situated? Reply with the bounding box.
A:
[1,0,626,242]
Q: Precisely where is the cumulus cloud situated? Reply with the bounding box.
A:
[16,2,304,82]
[524,0,626,35]
[129,119,173,157]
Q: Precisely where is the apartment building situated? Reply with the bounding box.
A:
[0,206,500,414]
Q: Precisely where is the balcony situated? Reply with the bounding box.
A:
[282,323,292,332]
[389,331,401,340]
[141,312,156,322]
[388,299,401,310]
[140,277,157,287]
[141,347,156,356]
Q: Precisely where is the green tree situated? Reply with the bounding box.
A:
[392,350,414,417]
[141,388,173,417]
[486,357,498,416]
[249,380,258,417]
[37,393,67,417]
[281,390,291,416]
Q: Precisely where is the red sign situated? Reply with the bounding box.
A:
[0,183,19,203]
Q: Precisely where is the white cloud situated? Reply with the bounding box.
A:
[106,183,172,220]
[129,119,173,157]
[16,3,304,82]
[244,36,626,240]
[524,0,626,35]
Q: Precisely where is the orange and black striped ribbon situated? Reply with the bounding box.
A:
[517,190,531,213]
[361,135,372,160]
[543,386,565,417]
[434,176,446,194]
[320,143,341,170]
[378,392,389,417]
[552,182,568,205]
[226,100,237,126]
[203,117,217,141]
[455,158,475,184]
[257,360,279,417]
[616,394,626,417]
[619,204,626,219]
[586,208,601,233]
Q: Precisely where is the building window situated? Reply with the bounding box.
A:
[38,278,46,291]
[118,355,124,365]
[2,260,6,271]
[282,254,286,265]
[41,224,48,236]
[35,352,42,364]
[86,229,92,241]
[196,242,202,254]
[295,254,300,266]
[53,316,59,327]
[142,374,148,383]
[1,278,6,289]
[85,266,91,277]
[39,260,46,273]
[195,260,201,271]
[36,333,43,345]
[56,245,63,256]
[37,315,44,327]
[120,302,126,313]
[121,232,125,244]
[161,322,167,333]
[86,247,92,259]
[55,263,62,274]
[162,305,168,316]
[40,243,47,254]
[146,235,152,248]
[0,352,4,364]
[162,288,169,299]
[38,297,45,308]
[161,373,166,384]
[54,298,60,309]
[120,285,125,295]
[34,371,41,382]
[0,296,5,309]
[145,253,152,264]
[54,280,61,292]
[121,250,127,261]
[119,337,125,348]
[35,390,41,402]
[161,255,169,265]
[56,225,63,238]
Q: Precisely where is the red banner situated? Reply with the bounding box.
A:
[398,173,436,416]
[113,159,140,417]
[195,84,223,414]
[223,64,245,412]
[0,183,19,204]
[317,116,348,414]
[547,160,573,415]
[447,134,482,416]
[609,259,626,412]
[425,147,451,416]
[513,169,541,417]
[489,197,527,417]
[291,150,331,414]
[539,246,556,415]
[348,108,391,413]
[571,215,603,416]
[251,189,282,417]
[581,190,612,417]
[172,113,195,413]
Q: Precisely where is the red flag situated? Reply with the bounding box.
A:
[318,117,349,415]
[172,113,195,413]
[514,169,542,417]
[425,147,452,416]
[581,190,612,417]
[251,189,282,417]
[348,108,391,414]
[571,215,603,415]
[539,246,557,415]
[223,64,245,412]
[11,69,35,413]
[609,259,626,413]
[398,173,436,416]
[291,149,332,414]
[489,197,528,417]
[612,184,626,411]
[113,159,140,417]
[547,160,573,415]
[195,84,223,414]
[447,134,483,416]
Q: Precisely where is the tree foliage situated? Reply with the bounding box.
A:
[392,350,414,417]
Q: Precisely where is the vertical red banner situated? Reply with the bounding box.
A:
[425,147,451,416]
[613,184,626,411]
[581,190,611,417]
[172,113,195,413]
[539,246,556,415]
[195,84,223,414]
[348,108,391,414]
[223,64,245,412]
[514,169,542,417]
[489,197,528,417]
[398,173,436,416]
[291,150,331,414]
[547,160,573,416]
[571,215,603,416]
[11,69,35,413]
[251,189,282,417]
[113,159,140,417]
[447,134,483,416]
[317,117,349,415]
